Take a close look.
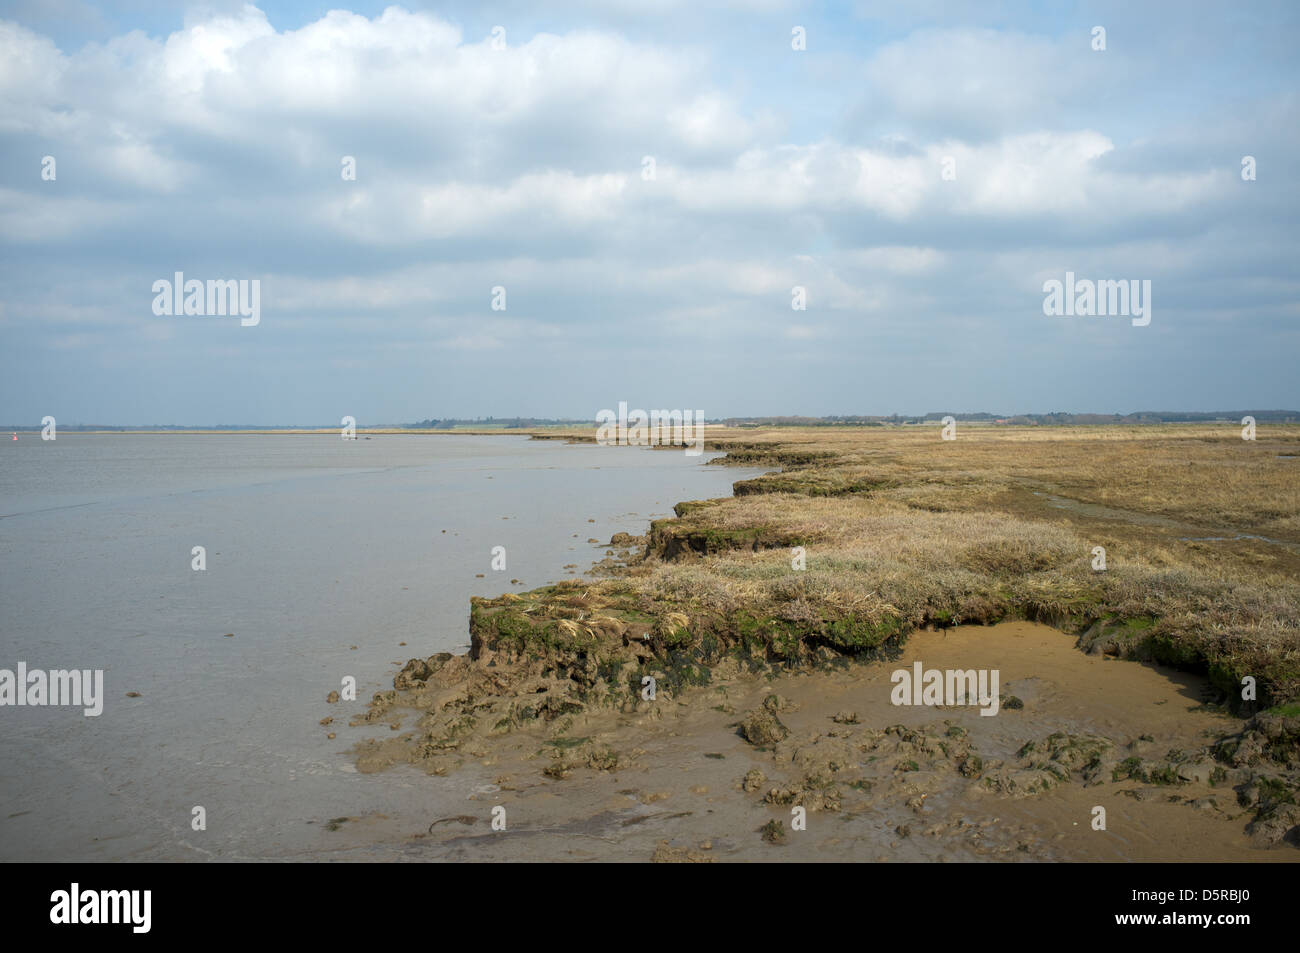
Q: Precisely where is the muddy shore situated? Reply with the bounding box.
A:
[340,619,1298,861]
[336,427,1300,861]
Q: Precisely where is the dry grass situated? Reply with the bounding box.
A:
[520,424,1300,704]
[569,423,1300,706]
[705,424,1300,536]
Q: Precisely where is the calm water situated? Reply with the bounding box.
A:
[0,433,762,860]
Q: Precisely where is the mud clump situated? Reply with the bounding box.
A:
[543,743,624,779]
[759,819,786,844]
[651,840,715,863]
[763,694,799,714]
[740,708,788,746]
[1215,710,1300,769]
[764,782,840,812]
[1213,710,1300,847]
[394,653,453,690]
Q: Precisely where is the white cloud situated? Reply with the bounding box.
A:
[0,5,1295,421]
[862,28,1105,135]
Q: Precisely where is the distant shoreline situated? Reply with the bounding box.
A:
[4,428,572,436]
[6,416,1296,435]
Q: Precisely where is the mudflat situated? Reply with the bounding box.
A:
[348,621,1288,861]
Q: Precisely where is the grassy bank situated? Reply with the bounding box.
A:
[471,423,1300,710]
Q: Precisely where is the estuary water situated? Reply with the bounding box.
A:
[0,433,762,860]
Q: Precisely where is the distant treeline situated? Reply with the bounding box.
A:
[720,411,1300,427]
[405,417,590,429]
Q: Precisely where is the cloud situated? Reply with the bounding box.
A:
[0,3,1296,421]
[862,28,1105,138]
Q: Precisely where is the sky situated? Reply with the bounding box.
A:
[0,0,1297,425]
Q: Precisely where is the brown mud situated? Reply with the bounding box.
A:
[344,620,1299,862]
